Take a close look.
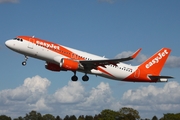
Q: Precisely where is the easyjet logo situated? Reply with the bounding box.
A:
[145,49,168,69]
[36,41,60,50]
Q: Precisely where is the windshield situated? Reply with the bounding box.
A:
[13,38,23,42]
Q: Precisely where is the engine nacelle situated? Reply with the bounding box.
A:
[45,62,61,72]
[60,58,79,71]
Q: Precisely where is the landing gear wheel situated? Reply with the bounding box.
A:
[82,75,89,81]
[71,75,78,81]
[22,56,28,66]
[22,61,27,66]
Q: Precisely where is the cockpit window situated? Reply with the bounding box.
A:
[13,38,23,42]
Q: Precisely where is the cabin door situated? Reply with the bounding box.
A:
[28,38,34,49]
[134,68,140,78]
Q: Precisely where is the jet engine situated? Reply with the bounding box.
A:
[60,58,80,71]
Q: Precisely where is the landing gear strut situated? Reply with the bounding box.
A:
[22,56,28,66]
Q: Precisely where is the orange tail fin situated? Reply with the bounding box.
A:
[138,48,171,75]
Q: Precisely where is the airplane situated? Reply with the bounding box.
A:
[5,36,173,82]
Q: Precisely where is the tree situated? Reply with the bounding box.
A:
[93,114,101,120]
[84,115,93,120]
[64,115,70,120]
[42,114,55,120]
[118,107,140,120]
[24,110,43,120]
[14,116,23,120]
[160,113,180,120]
[0,115,11,120]
[100,109,119,120]
[152,115,158,120]
[78,115,85,120]
[55,115,62,120]
[69,115,77,120]
[124,113,136,120]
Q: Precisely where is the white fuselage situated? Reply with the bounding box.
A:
[5,39,138,81]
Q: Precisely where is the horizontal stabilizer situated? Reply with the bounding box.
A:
[149,75,174,82]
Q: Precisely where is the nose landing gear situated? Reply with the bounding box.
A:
[22,56,28,66]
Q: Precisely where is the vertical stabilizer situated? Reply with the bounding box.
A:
[138,48,171,75]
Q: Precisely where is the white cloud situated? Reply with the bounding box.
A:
[121,81,180,118]
[115,51,133,59]
[0,75,120,118]
[51,81,121,116]
[32,98,52,111]
[166,56,180,68]
[23,75,51,93]
[79,82,120,110]
[0,75,51,117]
[53,81,85,103]
[0,0,19,3]
[1,75,180,119]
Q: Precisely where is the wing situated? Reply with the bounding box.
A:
[79,48,142,70]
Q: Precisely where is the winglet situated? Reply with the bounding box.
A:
[131,48,142,59]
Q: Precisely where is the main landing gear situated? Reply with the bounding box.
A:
[82,74,89,81]
[71,72,89,82]
[22,56,28,66]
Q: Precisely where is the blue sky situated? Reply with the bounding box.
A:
[0,0,180,119]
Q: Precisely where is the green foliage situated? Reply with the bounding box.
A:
[118,107,140,120]
[3,108,180,120]
[152,115,158,120]
[0,115,11,120]
[42,114,55,120]
[64,115,70,120]
[24,110,43,120]
[55,116,62,120]
[84,115,93,120]
[78,115,85,120]
[93,114,101,120]
[100,109,119,120]
[160,113,180,120]
[13,116,23,120]
[69,115,77,120]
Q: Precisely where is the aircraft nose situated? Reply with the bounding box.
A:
[5,40,15,49]
[5,40,11,48]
